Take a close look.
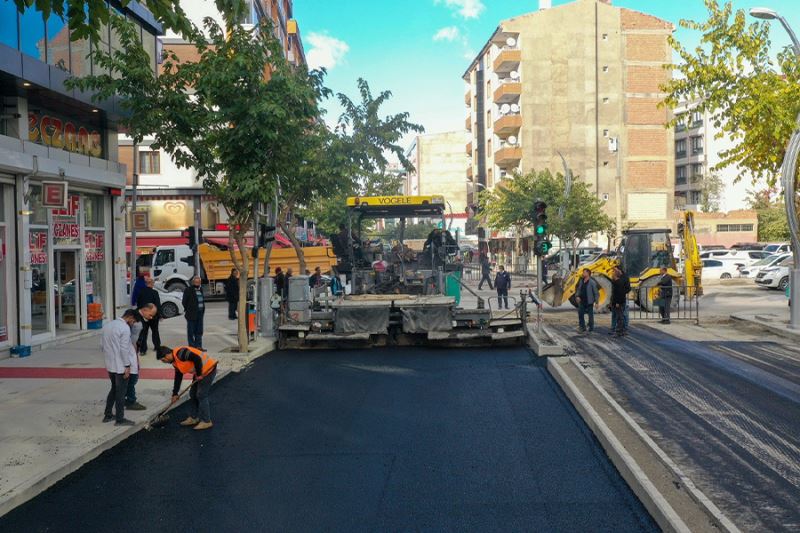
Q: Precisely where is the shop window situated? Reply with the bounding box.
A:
[85,230,107,319]
[139,150,161,174]
[142,31,157,74]
[28,185,48,225]
[19,5,46,61]
[83,194,105,227]
[45,7,70,71]
[29,229,50,336]
[0,0,19,49]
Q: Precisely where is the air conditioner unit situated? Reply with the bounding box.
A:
[506,37,517,47]
[508,136,518,146]
[500,104,511,114]
[510,70,520,80]
[510,103,520,113]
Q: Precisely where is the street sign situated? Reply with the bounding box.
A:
[131,211,149,231]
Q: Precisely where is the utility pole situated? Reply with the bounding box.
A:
[129,142,138,296]
[610,136,622,246]
[193,208,200,277]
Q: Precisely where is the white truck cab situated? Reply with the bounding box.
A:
[151,245,196,293]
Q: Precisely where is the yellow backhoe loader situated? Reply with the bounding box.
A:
[541,211,702,312]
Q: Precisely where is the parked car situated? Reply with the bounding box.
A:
[762,242,792,255]
[157,289,185,319]
[702,258,744,279]
[699,249,769,267]
[755,257,793,290]
[740,253,790,278]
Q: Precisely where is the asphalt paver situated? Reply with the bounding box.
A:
[1,347,656,532]
[561,324,800,532]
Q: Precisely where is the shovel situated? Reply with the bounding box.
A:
[145,380,195,430]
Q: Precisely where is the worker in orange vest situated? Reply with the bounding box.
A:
[156,345,218,430]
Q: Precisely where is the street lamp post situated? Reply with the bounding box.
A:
[750,7,800,328]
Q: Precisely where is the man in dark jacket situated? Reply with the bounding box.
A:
[225,268,239,320]
[309,266,323,288]
[182,276,205,349]
[494,265,511,309]
[657,267,673,324]
[136,278,162,354]
[478,252,493,290]
[610,267,631,337]
[274,267,286,300]
[575,268,599,332]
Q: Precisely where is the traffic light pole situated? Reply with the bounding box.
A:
[193,209,200,277]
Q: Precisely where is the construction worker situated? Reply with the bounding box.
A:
[156,345,218,430]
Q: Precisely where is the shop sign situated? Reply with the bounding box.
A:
[52,195,80,246]
[41,181,68,209]
[0,325,6,342]
[85,282,94,295]
[29,231,48,265]
[28,111,103,158]
[131,211,149,231]
[85,231,105,262]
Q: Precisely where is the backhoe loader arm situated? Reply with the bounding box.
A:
[679,211,702,294]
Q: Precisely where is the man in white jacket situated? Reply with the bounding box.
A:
[101,309,140,426]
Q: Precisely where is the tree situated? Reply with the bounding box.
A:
[478,169,612,255]
[700,172,724,212]
[662,0,800,187]
[69,13,324,351]
[747,188,789,241]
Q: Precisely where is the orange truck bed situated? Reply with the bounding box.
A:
[199,243,337,283]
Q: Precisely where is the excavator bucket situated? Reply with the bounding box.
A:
[540,278,565,307]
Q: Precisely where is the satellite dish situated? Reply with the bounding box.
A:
[510,70,520,80]
[510,103,520,113]
[508,136,518,145]
[500,104,511,114]
[506,37,516,47]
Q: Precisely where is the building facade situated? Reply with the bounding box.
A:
[119,0,306,255]
[0,1,161,353]
[673,99,752,213]
[405,132,469,237]
[673,210,758,249]
[463,0,674,238]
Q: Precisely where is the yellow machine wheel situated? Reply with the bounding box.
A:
[637,275,678,313]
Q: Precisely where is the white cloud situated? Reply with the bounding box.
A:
[306,32,350,71]
[433,26,460,42]
[435,0,485,19]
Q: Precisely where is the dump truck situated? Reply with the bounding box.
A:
[541,211,702,312]
[150,242,337,296]
[277,195,528,349]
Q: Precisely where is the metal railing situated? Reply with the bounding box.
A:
[626,284,700,325]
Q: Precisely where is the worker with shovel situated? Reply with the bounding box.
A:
[156,346,218,430]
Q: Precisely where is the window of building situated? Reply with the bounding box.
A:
[675,114,686,132]
[691,136,703,154]
[676,166,687,184]
[691,163,703,181]
[689,190,702,204]
[691,109,703,126]
[91,12,110,76]
[717,224,755,232]
[20,5,46,61]
[29,228,50,336]
[45,11,69,70]
[139,150,161,174]
[487,139,492,154]
[1,0,19,49]
[675,139,686,158]
[83,194,105,227]
[142,31,157,74]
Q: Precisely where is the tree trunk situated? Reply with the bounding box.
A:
[227,226,250,353]
[278,205,307,274]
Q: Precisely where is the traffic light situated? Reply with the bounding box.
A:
[257,224,276,248]
[182,226,203,250]
[533,201,551,257]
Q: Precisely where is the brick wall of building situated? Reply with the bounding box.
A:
[624,65,668,93]
[627,129,668,156]
[627,161,667,187]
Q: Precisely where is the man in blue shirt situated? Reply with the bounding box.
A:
[182,276,205,349]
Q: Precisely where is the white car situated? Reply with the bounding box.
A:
[762,242,791,255]
[702,258,744,279]
[157,289,185,319]
[740,253,790,279]
[755,257,792,290]
[699,249,769,267]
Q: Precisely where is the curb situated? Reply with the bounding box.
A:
[0,339,276,518]
[548,357,740,533]
[730,313,800,342]
[526,323,564,356]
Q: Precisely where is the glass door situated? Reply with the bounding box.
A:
[55,250,80,329]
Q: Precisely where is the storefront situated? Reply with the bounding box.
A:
[0,175,16,351]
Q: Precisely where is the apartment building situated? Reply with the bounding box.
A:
[673,99,751,213]
[405,132,470,236]
[0,2,161,352]
[119,0,306,254]
[463,0,674,237]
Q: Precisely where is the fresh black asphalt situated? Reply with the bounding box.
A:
[562,324,800,531]
[1,347,656,532]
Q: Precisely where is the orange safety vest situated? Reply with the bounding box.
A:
[171,347,217,376]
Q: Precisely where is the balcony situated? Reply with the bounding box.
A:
[493,49,521,73]
[493,82,521,103]
[493,114,522,136]
[675,177,687,185]
[465,91,471,106]
[676,150,686,159]
[466,140,472,155]
[465,116,472,131]
[495,145,522,167]
[467,165,473,179]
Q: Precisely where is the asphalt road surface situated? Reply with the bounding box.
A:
[561,323,800,532]
[1,348,656,532]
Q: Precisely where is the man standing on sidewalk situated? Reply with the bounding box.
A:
[657,267,673,324]
[101,309,139,426]
[494,265,511,309]
[136,278,161,355]
[575,268,599,333]
[610,267,631,337]
[157,345,218,431]
[126,303,158,411]
[182,276,205,349]
[225,268,240,320]
[478,252,493,290]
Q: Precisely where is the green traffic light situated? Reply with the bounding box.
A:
[536,225,546,235]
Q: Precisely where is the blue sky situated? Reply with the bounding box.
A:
[293,0,800,145]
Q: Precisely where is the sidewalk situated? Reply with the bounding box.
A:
[0,302,275,517]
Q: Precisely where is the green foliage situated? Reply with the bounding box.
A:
[662,0,800,186]
[700,173,724,212]
[477,169,612,248]
[747,188,789,241]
